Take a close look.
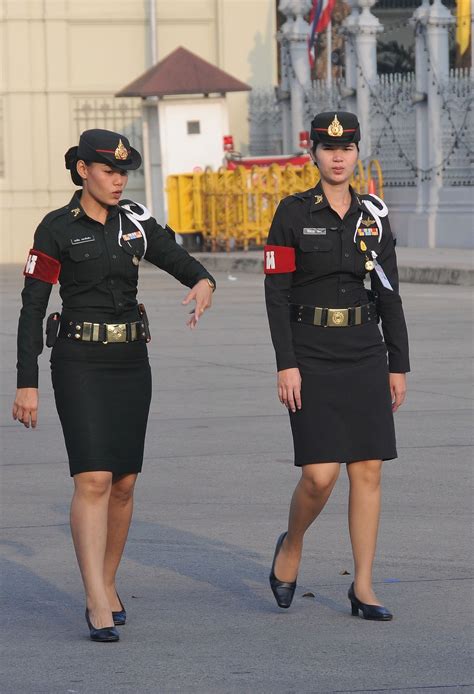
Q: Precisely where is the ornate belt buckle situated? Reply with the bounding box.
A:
[327,308,348,327]
[105,323,127,343]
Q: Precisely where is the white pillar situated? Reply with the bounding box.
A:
[426,0,454,247]
[278,21,294,154]
[342,1,359,114]
[279,0,312,151]
[352,0,383,163]
[410,0,430,213]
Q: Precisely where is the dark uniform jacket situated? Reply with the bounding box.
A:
[17,192,215,388]
[264,182,410,374]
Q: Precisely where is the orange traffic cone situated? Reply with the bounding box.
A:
[368,178,376,195]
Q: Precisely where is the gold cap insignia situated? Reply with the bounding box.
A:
[71,207,81,217]
[114,139,129,161]
[327,114,344,137]
[314,194,324,205]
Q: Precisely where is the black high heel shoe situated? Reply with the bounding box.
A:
[269,532,297,609]
[85,609,120,642]
[112,594,126,626]
[348,583,393,621]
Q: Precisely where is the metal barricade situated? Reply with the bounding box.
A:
[166,161,383,250]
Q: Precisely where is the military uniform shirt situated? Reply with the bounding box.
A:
[17,192,215,388]
[264,182,410,374]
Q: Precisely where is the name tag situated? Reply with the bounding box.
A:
[303,227,326,235]
[122,231,143,241]
[71,236,95,245]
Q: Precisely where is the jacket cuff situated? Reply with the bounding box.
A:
[194,271,216,289]
[17,368,39,389]
[276,352,298,371]
[388,355,410,373]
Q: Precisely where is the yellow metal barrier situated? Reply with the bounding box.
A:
[167,161,382,251]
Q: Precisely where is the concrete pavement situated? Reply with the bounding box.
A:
[0,265,472,693]
[193,247,474,286]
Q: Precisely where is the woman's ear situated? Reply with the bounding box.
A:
[76,160,88,182]
[309,147,318,168]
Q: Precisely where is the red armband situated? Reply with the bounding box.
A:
[23,249,61,284]
[263,245,296,274]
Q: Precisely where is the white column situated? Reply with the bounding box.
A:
[410,0,430,213]
[279,0,312,151]
[342,1,359,114]
[426,0,454,247]
[352,0,383,163]
[278,20,294,154]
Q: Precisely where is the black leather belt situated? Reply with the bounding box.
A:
[59,319,148,343]
[289,302,378,327]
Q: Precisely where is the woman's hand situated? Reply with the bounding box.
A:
[278,368,302,413]
[182,279,214,329]
[12,388,39,428]
[389,373,407,412]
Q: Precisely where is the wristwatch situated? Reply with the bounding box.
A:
[206,278,216,292]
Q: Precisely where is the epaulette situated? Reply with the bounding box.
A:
[359,193,389,214]
[41,205,70,226]
[280,188,313,207]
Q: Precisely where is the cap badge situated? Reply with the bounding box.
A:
[328,114,344,137]
[115,139,129,161]
[314,194,324,205]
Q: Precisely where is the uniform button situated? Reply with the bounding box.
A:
[112,254,117,259]
[344,252,349,258]
[118,302,123,307]
[110,279,115,285]
[105,231,108,235]
[341,288,346,293]
[84,253,90,258]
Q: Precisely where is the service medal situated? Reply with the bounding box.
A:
[132,255,140,266]
[365,259,375,271]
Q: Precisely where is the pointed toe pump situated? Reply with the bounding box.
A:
[348,583,393,621]
[269,532,297,609]
[85,609,120,642]
[112,594,127,626]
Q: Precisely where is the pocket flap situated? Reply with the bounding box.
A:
[68,244,102,262]
[298,236,332,253]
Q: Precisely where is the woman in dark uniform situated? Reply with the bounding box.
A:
[12,129,215,641]
[264,112,409,619]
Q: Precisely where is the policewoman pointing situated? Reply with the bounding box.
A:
[265,112,409,619]
[13,129,215,641]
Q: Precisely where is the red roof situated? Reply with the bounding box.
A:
[116,46,251,98]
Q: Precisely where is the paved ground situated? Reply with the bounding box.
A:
[1,265,472,694]
[192,248,474,286]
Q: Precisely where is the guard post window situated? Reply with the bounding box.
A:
[187,121,200,135]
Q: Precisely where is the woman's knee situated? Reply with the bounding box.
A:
[347,459,382,488]
[110,474,137,504]
[301,463,340,497]
[73,471,112,498]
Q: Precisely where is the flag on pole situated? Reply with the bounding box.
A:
[308,0,336,69]
[456,0,471,58]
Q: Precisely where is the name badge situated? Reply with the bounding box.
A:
[303,227,326,235]
[71,236,95,245]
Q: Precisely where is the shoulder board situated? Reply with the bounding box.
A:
[360,193,389,213]
[280,189,312,206]
[41,205,70,225]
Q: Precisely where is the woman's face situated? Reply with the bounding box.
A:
[77,161,128,205]
[313,143,358,186]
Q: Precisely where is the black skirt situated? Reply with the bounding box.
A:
[51,338,152,477]
[289,320,397,466]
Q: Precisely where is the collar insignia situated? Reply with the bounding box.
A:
[314,194,324,205]
[71,207,81,217]
[327,114,344,137]
[361,217,376,227]
[115,139,129,160]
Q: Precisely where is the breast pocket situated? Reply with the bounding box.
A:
[297,236,334,273]
[354,236,380,277]
[120,235,145,274]
[67,243,104,283]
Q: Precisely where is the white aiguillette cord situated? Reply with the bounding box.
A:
[353,193,389,244]
[118,202,152,255]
